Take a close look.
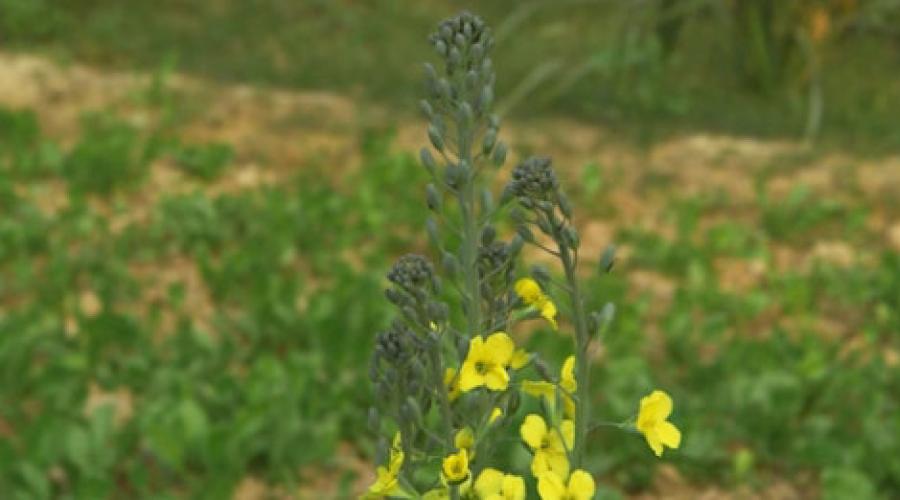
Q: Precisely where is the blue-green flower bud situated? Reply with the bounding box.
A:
[435,39,448,57]
[458,102,473,126]
[426,183,441,211]
[516,225,534,243]
[482,129,497,154]
[419,99,433,119]
[449,47,462,66]
[508,234,524,257]
[559,194,573,219]
[599,244,616,273]
[479,85,494,111]
[492,142,507,167]
[420,148,436,175]
[564,226,580,248]
[428,125,444,151]
[454,33,466,47]
[466,70,479,90]
[481,225,496,246]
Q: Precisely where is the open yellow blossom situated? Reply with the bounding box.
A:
[514,278,558,330]
[510,348,531,369]
[520,414,574,479]
[489,406,503,424]
[459,332,515,392]
[474,468,525,500]
[442,449,470,484]
[363,433,408,499]
[454,427,476,459]
[636,390,682,457]
[444,367,461,402]
[536,470,595,500]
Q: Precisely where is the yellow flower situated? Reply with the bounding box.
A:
[454,427,476,459]
[489,406,503,424]
[536,470,595,500]
[636,390,682,457]
[514,278,558,330]
[510,348,531,369]
[520,414,573,479]
[444,367,461,402]
[362,433,408,499]
[459,332,515,392]
[442,449,470,484]
[474,468,526,500]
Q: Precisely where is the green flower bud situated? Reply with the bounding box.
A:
[419,99,433,119]
[558,194,573,219]
[564,227,580,248]
[428,125,444,151]
[426,183,442,211]
[481,225,496,246]
[482,129,497,154]
[492,142,507,167]
[420,147,437,175]
[599,244,616,273]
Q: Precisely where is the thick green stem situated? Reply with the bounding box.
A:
[456,119,481,338]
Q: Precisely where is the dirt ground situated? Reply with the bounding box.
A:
[2,51,898,499]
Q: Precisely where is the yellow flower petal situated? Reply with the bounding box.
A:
[484,365,510,390]
[640,390,673,423]
[536,471,566,500]
[520,414,548,450]
[484,331,515,366]
[540,300,558,330]
[502,474,526,500]
[510,348,530,369]
[458,360,483,392]
[514,278,543,305]
[560,356,576,393]
[489,407,503,424]
[567,470,596,500]
[444,367,461,402]
[644,428,664,457]
[522,380,555,399]
[658,421,682,449]
[474,468,503,497]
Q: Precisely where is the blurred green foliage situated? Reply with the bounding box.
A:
[3,0,900,150]
[1,96,898,497]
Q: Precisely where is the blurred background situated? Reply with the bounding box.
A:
[1,1,899,498]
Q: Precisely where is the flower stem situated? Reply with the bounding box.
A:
[557,241,591,468]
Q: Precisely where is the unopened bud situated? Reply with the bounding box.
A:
[426,184,441,211]
[428,125,444,152]
[420,148,436,175]
[481,225,497,246]
[492,142,507,167]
